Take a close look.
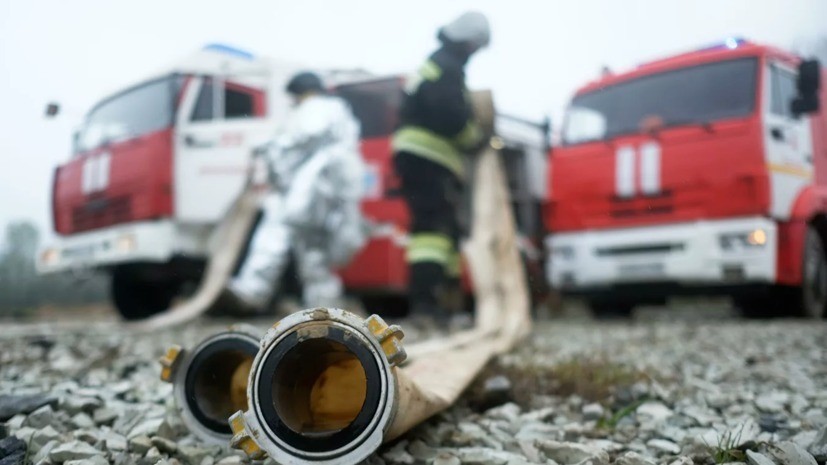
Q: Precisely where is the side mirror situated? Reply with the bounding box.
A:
[71,131,81,154]
[791,59,821,116]
[45,102,60,118]
[542,116,553,157]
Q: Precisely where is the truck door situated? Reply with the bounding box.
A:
[764,61,815,219]
[174,76,271,223]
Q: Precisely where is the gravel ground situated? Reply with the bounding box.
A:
[0,311,825,465]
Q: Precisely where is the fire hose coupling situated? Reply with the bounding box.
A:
[158,324,261,445]
[230,308,405,465]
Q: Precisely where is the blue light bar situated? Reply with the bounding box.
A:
[203,43,254,60]
[697,37,748,52]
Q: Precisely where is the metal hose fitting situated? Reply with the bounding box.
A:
[159,324,260,444]
[229,308,405,464]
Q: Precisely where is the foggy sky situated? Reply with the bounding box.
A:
[1,0,825,239]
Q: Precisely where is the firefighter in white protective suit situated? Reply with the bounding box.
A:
[226,71,366,311]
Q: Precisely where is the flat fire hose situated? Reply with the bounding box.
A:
[133,185,264,331]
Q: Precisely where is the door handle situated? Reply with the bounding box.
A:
[770,127,784,141]
[183,134,212,148]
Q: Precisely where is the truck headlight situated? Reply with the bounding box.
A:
[115,234,136,253]
[719,229,768,251]
[41,248,61,266]
[551,245,575,260]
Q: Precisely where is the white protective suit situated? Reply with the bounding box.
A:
[229,94,366,309]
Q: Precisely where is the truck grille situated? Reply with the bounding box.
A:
[71,196,132,232]
[596,243,684,256]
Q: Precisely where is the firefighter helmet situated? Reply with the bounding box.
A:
[286,71,325,96]
[438,11,491,52]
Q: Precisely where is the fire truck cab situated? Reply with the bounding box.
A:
[545,39,826,318]
[38,44,548,319]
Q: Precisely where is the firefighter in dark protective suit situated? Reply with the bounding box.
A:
[392,11,491,323]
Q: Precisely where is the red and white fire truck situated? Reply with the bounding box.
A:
[545,38,826,318]
[37,44,548,319]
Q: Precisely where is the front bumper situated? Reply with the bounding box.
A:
[546,216,777,291]
[37,221,178,274]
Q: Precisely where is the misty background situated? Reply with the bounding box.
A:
[0,0,826,312]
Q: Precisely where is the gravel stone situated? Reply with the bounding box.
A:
[668,457,693,465]
[479,375,514,409]
[636,402,673,427]
[128,435,153,454]
[70,412,96,429]
[152,436,178,454]
[104,431,129,452]
[646,439,681,455]
[767,442,818,465]
[0,436,26,457]
[74,429,101,445]
[0,394,57,421]
[408,439,438,461]
[61,396,103,415]
[93,407,120,426]
[537,440,609,465]
[12,427,35,444]
[24,405,57,429]
[382,440,414,464]
[432,453,462,465]
[756,392,789,413]
[486,403,521,423]
[49,440,103,462]
[215,457,244,465]
[128,418,164,439]
[32,440,60,464]
[177,445,213,465]
[65,456,109,465]
[454,447,523,465]
[615,451,657,465]
[808,426,827,460]
[31,425,61,452]
[746,450,777,465]
[582,403,604,421]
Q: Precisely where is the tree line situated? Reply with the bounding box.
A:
[0,221,108,317]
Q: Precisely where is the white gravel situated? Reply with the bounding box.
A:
[0,314,825,465]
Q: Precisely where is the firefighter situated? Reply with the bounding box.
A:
[392,11,491,323]
[226,71,366,311]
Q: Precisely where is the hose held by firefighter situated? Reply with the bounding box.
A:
[392,11,491,324]
[226,71,366,311]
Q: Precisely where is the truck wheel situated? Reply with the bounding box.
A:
[587,300,634,319]
[797,227,827,318]
[111,268,180,320]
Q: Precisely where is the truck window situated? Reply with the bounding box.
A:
[770,65,797,118]
[335,78,403,138]
[77,75,180,152]
[564,57,758,145]
[190,79,255,121]
[225,88,254,118]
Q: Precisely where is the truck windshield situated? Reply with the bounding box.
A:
[563,57,758,145]
[76,75,181,153]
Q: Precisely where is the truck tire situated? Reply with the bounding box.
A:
[738,228,827,319]
[796,227,827,318]
[587,300,634,319]
[111,267,180,320]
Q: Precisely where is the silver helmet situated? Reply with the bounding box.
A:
[438,11,491,51]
